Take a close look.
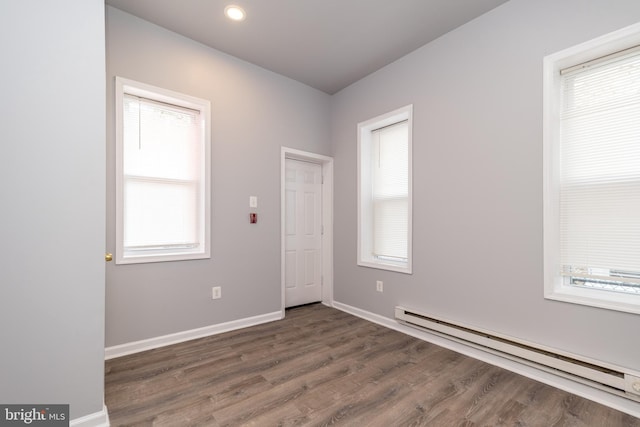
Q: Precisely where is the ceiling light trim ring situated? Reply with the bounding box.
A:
[224,5,246,22]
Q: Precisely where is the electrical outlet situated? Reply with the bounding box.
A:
[212,286,221,300]
[376,280,383,292]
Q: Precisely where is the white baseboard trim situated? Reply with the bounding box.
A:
[105,311,282,360]
[332,301,640,419]
[70,404,109,427]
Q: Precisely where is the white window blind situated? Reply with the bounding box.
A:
[371,121,409,261]
[559,48,640,292]
[123,94,203,252]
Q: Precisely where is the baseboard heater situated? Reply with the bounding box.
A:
[395,306,640,402]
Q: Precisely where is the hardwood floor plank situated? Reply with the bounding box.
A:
[105,304,640,426]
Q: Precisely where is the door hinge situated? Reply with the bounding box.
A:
[321,175,324,184]
[321,225,324,235]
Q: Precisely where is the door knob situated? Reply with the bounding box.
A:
[105,253,113,262]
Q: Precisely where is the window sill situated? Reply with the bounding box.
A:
[545,283,640,315]
[116,251,210,265]
[358,259,412,275]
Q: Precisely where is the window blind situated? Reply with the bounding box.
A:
[122,94,202,250]
[371,121,409,260]
[559,48,640,287]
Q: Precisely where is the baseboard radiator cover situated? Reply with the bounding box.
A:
[395,306,640,402]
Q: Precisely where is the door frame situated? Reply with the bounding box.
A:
[281,147,334,317]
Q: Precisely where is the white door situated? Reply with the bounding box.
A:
[284,159,323,307]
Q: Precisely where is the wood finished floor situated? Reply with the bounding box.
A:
[105,303,640,426]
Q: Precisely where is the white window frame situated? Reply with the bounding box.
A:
[115,77,211,264]
[543,23,640,314]
[357,105,413,274]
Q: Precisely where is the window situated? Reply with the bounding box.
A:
[358,105,412,273]
[115,77,210,264]
[543,23,640,314]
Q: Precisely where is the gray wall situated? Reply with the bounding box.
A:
[0,0,106,420]
[105,7,331,346]
[331,0,640,370]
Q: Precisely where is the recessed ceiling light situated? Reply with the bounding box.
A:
[224,5,246,22]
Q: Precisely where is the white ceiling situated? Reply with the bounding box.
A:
[105,0,509,94]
